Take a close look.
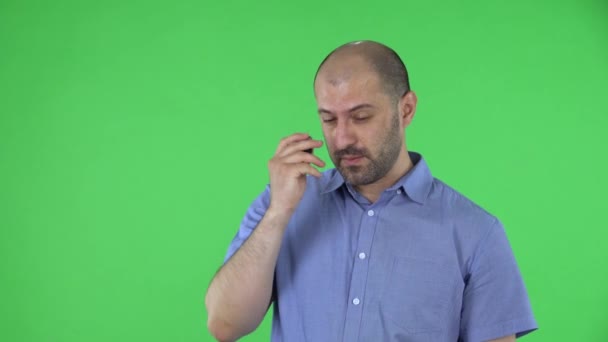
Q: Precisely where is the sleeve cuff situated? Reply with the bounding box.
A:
[462,315,538,342]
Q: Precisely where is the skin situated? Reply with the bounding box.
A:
[314,51,416,203]
[490,336,516,342]
[205,133,325,342]
[205,41,517,341]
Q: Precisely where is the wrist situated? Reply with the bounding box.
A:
[265,204,295,223]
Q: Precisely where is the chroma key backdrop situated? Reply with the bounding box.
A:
[1,0,607,341]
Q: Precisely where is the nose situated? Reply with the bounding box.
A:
[333,119,356,150]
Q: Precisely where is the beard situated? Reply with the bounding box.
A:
[333,112,402,186]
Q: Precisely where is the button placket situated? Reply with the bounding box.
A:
[342,208,380,341]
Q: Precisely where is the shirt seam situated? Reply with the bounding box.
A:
[467,216,500,277]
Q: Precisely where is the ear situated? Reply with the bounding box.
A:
[399,90,417,129]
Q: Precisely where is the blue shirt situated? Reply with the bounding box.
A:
[224,152,537,341]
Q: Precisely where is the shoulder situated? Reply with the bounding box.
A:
[428,178,498,225]
[428,177,501,238]
[427,178,510,275]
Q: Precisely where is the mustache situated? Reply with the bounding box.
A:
[335,146,368,159]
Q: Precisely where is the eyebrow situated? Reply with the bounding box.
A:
[318,103,375,115]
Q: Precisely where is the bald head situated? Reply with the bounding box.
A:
[314,41,410,102]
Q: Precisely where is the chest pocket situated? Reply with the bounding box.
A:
[380,256,456,334]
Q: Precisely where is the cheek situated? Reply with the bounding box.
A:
[360,125,385,152]
[321,128,334,149]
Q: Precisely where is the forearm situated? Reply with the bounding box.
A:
[205,207,291,341]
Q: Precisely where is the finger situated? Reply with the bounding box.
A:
[279,138,323,158]
[296,163,322,178]
[275,133,311,154]
[282,151,326,168]
[276,133,313,156]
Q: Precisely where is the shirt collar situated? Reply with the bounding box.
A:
[321,151,433,204]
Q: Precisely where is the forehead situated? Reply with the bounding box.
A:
[314,70,386,113]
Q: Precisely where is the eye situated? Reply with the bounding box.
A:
[322,117,336,123]
[354,116,370,122]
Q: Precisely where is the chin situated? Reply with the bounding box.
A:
[340,169,367,185]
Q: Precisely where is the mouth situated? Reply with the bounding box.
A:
[341,155,364,166]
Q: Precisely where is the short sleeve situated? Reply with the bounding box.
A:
[223,185,271,263]
[460,219,538,341]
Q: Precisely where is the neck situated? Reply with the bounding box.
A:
[354,148,413,203]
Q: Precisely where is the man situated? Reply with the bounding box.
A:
[205,40,537,342]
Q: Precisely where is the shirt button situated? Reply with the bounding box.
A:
[358,252,366,260]
[352,298,360,305]
[367,210,375,216]
[397,189,402,195]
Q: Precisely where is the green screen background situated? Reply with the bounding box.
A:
[1,0,607,341]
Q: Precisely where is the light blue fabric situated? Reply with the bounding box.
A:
[224,152,537,341]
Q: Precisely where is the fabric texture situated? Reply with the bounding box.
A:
[224,151,537,342]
